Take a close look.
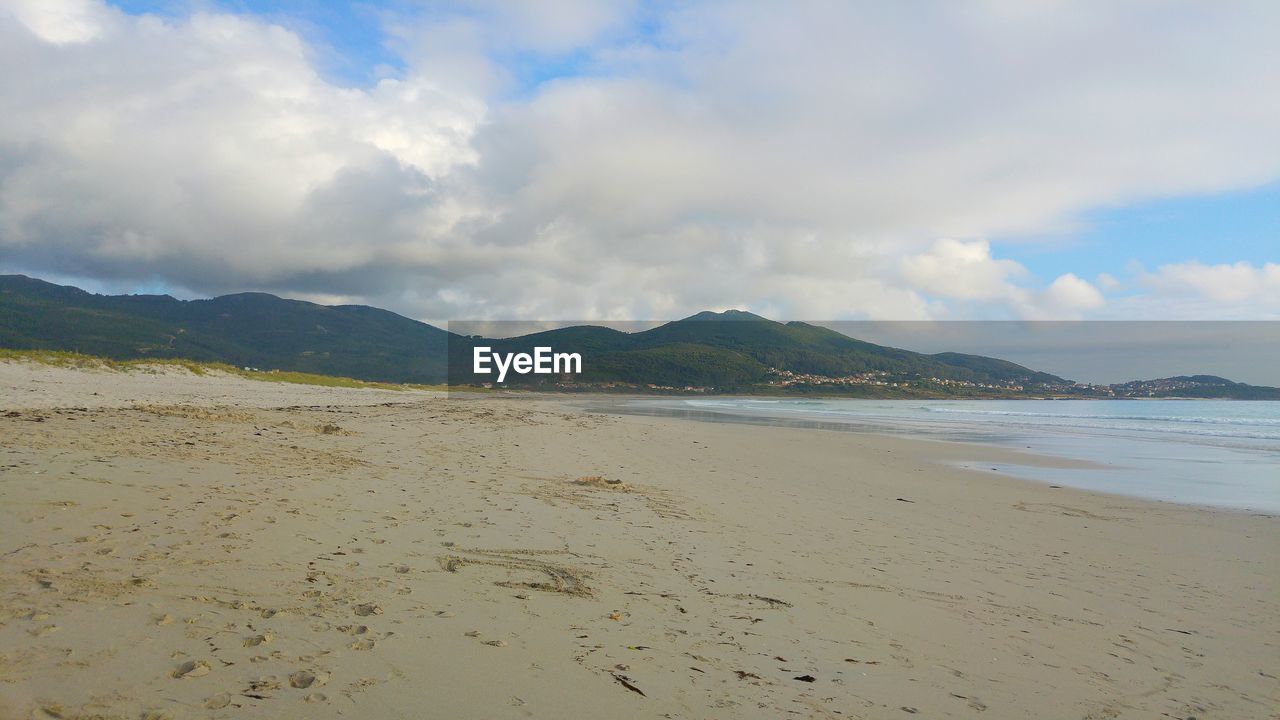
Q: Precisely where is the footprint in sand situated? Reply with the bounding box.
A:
[171,660,211,678]
[353,603,383,617]
[348,639,376,651]
[289,670,329,689]
[243,632,275,647]
[204,693,232,709]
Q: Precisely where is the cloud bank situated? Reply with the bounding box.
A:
[1,0,1278,320]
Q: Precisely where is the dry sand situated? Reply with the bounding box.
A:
[1,360,1276,719]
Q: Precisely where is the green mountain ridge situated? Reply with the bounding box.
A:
[464,312,1069,390]
[0,274,450,383]
[3,274,1276,398]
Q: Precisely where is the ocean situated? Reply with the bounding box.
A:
[598,397,1280,513]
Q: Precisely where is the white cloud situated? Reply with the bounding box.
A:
[900,239,1104,318]
[1,0,1278,321]
[1137,260,1280,309]
[0,2,485,292]
[1040,273,1105,314]
[4,0,116,44]
[900,238,1026,302]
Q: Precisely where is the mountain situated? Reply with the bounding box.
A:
[449,310,1069,391]
[3,277,1061,392]
[1109,375,1280,400]
[0,275,451,383]
[4,275,1275,398]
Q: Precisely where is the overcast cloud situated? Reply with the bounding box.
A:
[1,0,1278,321]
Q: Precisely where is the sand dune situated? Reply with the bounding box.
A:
[1,360,1276,719]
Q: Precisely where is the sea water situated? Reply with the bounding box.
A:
[602,398,1280,513]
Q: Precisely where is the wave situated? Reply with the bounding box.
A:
[922,407,1280,426]
[673,399,1280,442]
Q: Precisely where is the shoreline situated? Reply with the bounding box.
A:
[2,362,1277,719]
[597,405,1273,518]
[574,394,1280,516]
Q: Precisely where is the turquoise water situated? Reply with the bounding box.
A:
[604,398,1280,513]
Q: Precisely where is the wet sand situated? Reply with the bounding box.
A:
[1,361,1276,719]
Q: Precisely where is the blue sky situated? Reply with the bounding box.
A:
[108,0,638,92]
[1,1,1277,321]
[111,0,408,85]
[1003,181,1279,282]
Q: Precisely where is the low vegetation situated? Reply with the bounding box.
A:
[0,348,447,392]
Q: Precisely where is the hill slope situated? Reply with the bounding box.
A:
[449,310,1069,389]
[6,276,1275,398]
[1109,375,1280,400]
[0,275,451,383]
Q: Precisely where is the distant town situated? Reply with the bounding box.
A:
[766,368,1031,393]
[761,369,1276,399]
[486,371,1278,399]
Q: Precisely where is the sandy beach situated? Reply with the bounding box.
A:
[1,361,1276,719]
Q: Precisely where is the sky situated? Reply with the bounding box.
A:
[1,0,1278,324]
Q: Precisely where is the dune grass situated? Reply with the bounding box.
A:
[242,369,446,392]
[0,348,223,375]
[0,348,450,392]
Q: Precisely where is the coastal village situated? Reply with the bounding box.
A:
[509,369,1269,398]
[759,369,1255,398]
[765,367,1029,392]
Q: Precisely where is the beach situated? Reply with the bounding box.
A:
[1,361,1276,719]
